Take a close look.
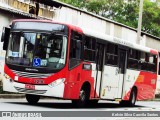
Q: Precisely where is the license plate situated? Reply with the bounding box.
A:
[25,84,35,90]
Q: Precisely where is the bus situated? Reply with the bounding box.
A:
[156,52,160,95]
[1,19,158,107]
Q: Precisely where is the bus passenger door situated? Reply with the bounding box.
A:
[94,43,104,98]
[117,49,127,98]
[100,43,119,100]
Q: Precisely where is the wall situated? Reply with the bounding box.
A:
[0,9,33,51]
[146,36,160,51]
[0,9,32,83]
[53,6,160,51]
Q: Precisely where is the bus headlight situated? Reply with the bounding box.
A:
[48,78,65,88]
[4,73,11,79]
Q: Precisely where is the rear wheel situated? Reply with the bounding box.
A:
[128,89,137,106]
[26,94,40,105]
[120,89,137,107]
[72,86,89,108]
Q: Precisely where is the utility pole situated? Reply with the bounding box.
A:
[137,0,144,44]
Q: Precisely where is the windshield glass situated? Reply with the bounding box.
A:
[6,32,67,70]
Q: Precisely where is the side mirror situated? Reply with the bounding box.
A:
[1,27,10,50]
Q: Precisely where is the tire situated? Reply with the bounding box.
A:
[26,94,40,105]
[128,89,137,106]
[120,89,137,107]
[72,86,89,108]
[88,100,99,106]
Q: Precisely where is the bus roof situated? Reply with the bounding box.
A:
[82,27,158,55]
[12,19,158,55]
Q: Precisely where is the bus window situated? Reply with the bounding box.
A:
[105,43,118,66]
[148,54,157,72]
[140,52,148,71]
[69,31,82,69]
[11,33,21,52]
[84,37,96,62]
[128,49,139,70]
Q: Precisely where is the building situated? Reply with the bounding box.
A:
[0,0,160,51]
[0,0,160,52]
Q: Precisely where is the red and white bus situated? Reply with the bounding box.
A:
[1,19,158,107]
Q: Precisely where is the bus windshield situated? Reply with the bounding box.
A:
[6,32,67,70]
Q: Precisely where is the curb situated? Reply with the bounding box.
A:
[152,98,160,101]
[0,94,25,98]
[155,95,160,98]
[0,94,51,99]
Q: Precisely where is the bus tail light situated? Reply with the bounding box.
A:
[48,78,65,88]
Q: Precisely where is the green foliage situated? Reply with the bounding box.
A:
[104,0,139,28]
[58,0,160,37]
[85,0,106,14]
[142,0,160,36]
[59,0,87,8]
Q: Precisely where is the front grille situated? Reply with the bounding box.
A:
[11,70,52,78]
[15,87,47,94]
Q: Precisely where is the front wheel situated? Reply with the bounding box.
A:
[72,86,89,108]
[88,100,99,106]
[26,94,40,105]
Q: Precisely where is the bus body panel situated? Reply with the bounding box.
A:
[3,62,95,100]
[100,66,119,99]
[123,70,157,100]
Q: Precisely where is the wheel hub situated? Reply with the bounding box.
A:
[80,90,85,101]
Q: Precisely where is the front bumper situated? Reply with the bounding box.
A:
[3,78,65,98]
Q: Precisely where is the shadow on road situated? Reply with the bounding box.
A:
[7,102,144,109]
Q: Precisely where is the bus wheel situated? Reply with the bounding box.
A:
[72,86,89,108]
[88,100,99,106]
[120,89,137,107]
[128,89,137,106]
[26,94,40,105]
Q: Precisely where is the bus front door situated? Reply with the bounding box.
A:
[117,49,127,98]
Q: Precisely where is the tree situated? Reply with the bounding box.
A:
[109,0,139,28]
[59,0,87,8]
[142,0,160,37]
[58,0,160,37]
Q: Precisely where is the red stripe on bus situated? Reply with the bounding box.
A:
[150,49,158,55]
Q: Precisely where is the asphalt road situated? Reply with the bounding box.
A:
[0,98,160,120]
[0,98,160,111]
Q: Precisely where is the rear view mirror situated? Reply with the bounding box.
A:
[1,27,10,50]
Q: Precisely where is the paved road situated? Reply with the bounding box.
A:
[0,98,160,111]
[0,98,160,120]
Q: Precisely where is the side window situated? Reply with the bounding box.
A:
[140,52,148,71]
[148,54,157,72]
[105,43,118,66]
[84,37,96,62]
[128,49,139,69]
[139,52,157,72]
[69,31,82,69]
